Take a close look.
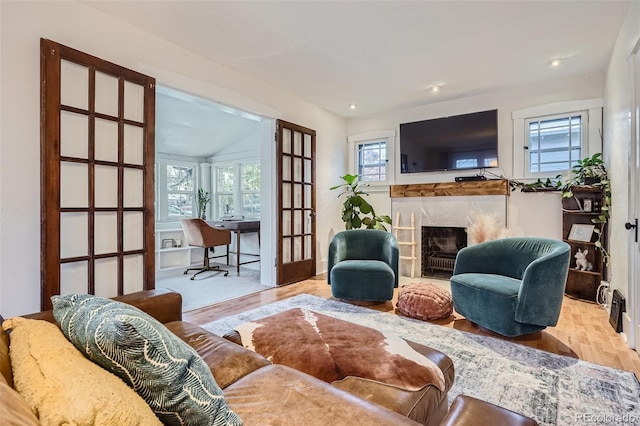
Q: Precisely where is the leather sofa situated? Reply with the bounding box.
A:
[0,289,536,425]
[1,289,434,425]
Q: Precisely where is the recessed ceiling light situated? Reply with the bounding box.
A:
[421,83,445,93]
[550,59,561,67]
[349,104,357,110]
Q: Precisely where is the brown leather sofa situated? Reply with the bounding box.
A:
[0,288,536,425]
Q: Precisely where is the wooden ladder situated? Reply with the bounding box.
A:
[393,211,417,278]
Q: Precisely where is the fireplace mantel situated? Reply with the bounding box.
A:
[390,179,509,198]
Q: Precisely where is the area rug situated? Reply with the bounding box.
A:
[203,294,640,426]
[156,265,268,312]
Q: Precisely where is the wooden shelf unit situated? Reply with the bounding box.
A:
[562,187,607,302]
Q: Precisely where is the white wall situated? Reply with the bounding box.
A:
[0,1,347,316]
[603,2,640,317]
[346,72,605,242]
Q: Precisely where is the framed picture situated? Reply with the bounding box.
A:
[583,198,593,212]
[568,224,595,242]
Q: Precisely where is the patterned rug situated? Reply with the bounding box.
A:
[203,294,640,426]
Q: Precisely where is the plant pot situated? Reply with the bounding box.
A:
[584,177,601,185]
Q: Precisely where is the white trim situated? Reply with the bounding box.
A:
[347,129,396,187]
[347,129,396,143]
[512,99,603,179]
[512,98,603,119]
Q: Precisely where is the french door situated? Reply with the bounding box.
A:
[276,120,316,285]
[40,39,156,310]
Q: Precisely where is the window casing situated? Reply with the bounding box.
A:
[512,99,602,179]
[348,130,395,188]
[156,160,198,222]
[213,161,261,219]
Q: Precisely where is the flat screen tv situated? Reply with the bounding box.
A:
[399,109,498,173]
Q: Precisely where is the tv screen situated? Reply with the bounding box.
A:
[399,109,498,173]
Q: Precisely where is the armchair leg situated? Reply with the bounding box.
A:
[183,248,230,280]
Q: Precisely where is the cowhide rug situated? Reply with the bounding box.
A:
[234,307,445,391]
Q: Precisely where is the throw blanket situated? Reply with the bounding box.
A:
[235,308,445,392]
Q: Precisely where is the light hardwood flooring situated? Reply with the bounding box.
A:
[184,274,640,378]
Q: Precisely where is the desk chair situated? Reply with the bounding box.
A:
[181,218,231,280]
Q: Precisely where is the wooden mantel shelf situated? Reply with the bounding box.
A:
[390,179,509,198]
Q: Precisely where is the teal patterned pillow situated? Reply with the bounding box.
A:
[52,294,242,426]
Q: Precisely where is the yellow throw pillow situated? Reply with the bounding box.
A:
[2,317,162,426]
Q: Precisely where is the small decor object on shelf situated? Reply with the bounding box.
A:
[568,224,595,243]
[574,248,593,271]
[197,188,211,220]
[583,198,593,212]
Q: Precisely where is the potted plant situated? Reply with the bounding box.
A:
[330,174,392,231]
[560,153,611,266]
[196,188,211,220]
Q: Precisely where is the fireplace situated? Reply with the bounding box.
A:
[421,226,467,277]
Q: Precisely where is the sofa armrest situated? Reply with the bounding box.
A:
[22,288,182,325]
[165,321,270,388]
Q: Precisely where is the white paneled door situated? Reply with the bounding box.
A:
[41,39,155,310]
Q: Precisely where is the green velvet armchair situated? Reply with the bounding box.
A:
[328,229,399,302]
[450,237,571,337]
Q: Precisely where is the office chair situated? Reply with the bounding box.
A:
[180,218,231,280]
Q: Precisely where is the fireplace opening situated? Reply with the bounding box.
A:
[421,226,467,278]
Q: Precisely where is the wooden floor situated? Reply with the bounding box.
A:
[184,274,640,378]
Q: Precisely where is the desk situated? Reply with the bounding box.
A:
[209,220,260,275]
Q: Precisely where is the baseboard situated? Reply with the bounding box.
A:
[621,312,633,345]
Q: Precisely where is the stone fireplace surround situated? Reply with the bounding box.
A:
[391,181,509,278]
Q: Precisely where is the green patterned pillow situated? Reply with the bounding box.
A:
[52,294,242,426]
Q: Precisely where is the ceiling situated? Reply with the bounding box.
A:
[155,85,261,158]
[84,1,629,119]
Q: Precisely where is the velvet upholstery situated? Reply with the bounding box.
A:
[328,229,399,302]
[450,237,571,337]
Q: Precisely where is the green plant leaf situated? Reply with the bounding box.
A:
[376,215,392,224]
[352,215,362,229]
[359,199,372,214]
[351,195,363,207]
[341,174,358,185]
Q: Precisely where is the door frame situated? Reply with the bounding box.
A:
[628,39,640,351]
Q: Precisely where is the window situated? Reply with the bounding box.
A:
[348,130,395,187]
[155,159,198,222]
[357,141,387,182]
[512,99,602,179]
[526,113,584,173]
[166,164,195,218]
[213,161,261,219]
[241,163,261,217]
[215,165,234,218]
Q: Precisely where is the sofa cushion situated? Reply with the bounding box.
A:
[2,317,161,426]
[52,294,242,426]
[224,364,421,425]
[0,374,40,426]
